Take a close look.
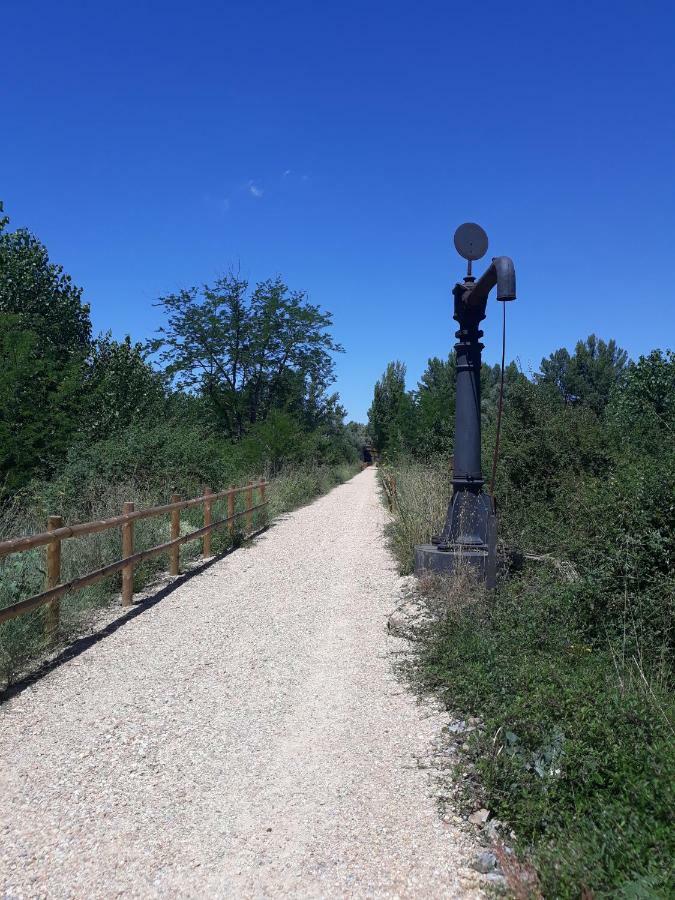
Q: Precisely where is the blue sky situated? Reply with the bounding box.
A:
[3,0,674,422]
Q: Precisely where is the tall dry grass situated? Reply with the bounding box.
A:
[379,460,451,573]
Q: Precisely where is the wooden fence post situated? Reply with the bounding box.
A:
[246,481,254,533]
[228,485,235,538]
[203,486,213,558]
[260,479,267,524]
[121,501,135,606]
[170,494,180,575]
[44,515,63,637]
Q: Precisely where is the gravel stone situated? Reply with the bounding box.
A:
[0,469,483,898]
[468,808,491,825]
[471,852,499,874]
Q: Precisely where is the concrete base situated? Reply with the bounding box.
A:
[414,544,496,589]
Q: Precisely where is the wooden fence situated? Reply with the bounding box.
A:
[0,480,268,633]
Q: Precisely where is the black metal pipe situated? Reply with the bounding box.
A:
[451,299,485,493]
[462,256,516,306]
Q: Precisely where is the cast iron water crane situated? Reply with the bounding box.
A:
[414,224,516,588]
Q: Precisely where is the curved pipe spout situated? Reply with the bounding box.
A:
[462,256,516,306]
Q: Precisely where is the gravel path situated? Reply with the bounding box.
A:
[1,468,482,899]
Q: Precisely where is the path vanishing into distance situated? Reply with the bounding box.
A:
[0,468,483,899]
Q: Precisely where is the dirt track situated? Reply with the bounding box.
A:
[0,468,482,898]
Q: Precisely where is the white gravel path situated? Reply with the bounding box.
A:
[0,468,482,899]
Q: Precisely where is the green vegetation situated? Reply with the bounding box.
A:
[0,210,362,688]
[372,343,674,896]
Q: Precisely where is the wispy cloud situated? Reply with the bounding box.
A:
[282,169,291,177]
[202,192,230,214]
[248,180,264,198]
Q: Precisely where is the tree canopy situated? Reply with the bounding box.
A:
[0,211,91,360]
[367,335,630,461]
[537,334,628,413]
[148,275,343,439]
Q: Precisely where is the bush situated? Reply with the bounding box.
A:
[268,462,358,517]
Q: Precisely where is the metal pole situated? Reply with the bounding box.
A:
[414,238,515,587]
[437,285,490,549]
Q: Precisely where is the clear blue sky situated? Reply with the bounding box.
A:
[3,0,674,422]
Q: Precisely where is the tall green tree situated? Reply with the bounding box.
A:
[367,361,415,457]
[537,334,628,414]
[606,349,675,454]
[415,355,456,456]
[148,275,342,438]
[0,211,91,360]
[81,334,167,442]
[0,212,92,491]
[0,314,83,493]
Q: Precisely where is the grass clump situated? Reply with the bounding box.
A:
[379,458,451,571]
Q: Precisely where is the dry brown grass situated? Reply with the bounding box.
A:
[415,568,487,621]
[380,461,451,573]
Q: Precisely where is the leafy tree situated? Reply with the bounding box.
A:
[237,409,316,471]
[415,355,456,456]
[149,275,342,438]
[0,314,83,493]
[81,334,167,442]
[537,334,628,414]
[480,361,525,420]
[344,420,369,460]
[369,355,527,461]
[0,212,91,360]
[606,349,675,453]
[367,361,415,457]
[536,347,573,403]
[0,213,92,491]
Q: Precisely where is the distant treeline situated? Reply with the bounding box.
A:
[367,333,651,460]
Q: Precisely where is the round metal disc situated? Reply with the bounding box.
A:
[453,223,488,261]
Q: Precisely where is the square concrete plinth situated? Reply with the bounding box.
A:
[414,544,496,589]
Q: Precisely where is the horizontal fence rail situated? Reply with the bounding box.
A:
[0,480,268,631]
